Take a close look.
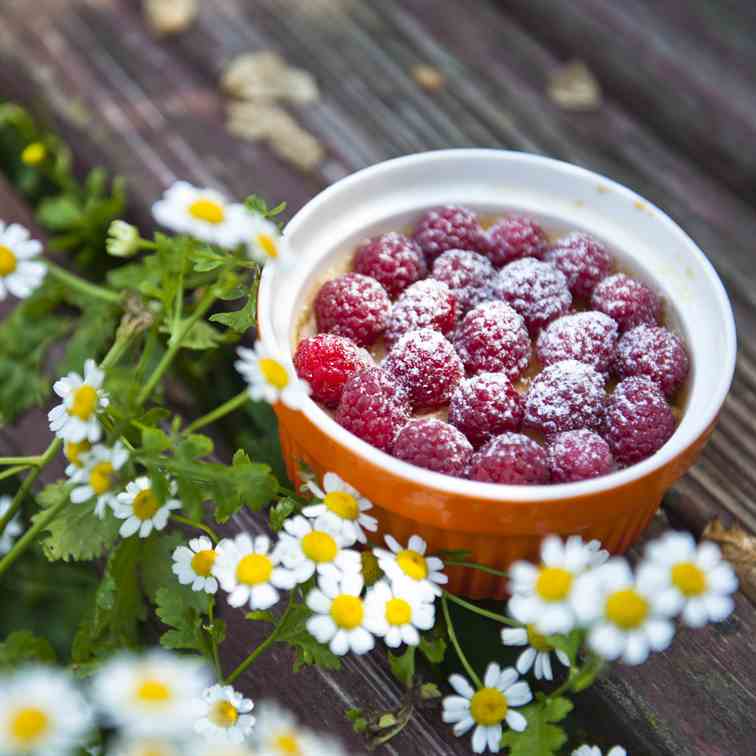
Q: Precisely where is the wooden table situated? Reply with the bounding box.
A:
[1,1,755,753]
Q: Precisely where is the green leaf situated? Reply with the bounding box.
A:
[155,583,211,654]
[141,426,172,455]
[420,682,442,700]
[388,645,416,688]
[163,320,224,350]
[0,631,56,669]
[213,450,278,523]
[59,301,119,374]
[346,707,368,734]
[275,603,341,672]
[419,635,447,664]
[545,629,583,667]
[175,434,214,460]
[269,497,298,532]
[246,610,275,623]
[499,695,573,756]
[140,532,184,602]
[36,195,81,230]
[210,293,257,333]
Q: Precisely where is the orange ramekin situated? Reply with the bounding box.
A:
[258,150,737,598]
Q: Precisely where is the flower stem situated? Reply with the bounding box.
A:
[0,456,41,466]
[441,593,482,689]
[443,590,520,627]
[445,559,510,578]
[183,389,249,435]
[46,262,122,305]
[208,599,222,680]
[0,465,34,482]
[172,514,220,544]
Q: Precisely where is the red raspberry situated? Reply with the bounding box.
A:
[431,249,495,315]
[412,205,488,264]
[383,329,464,410]
[467,432,549,485]
[604,376,676,466]
[485,216,548,267]
[385,279,457,348]
[614,325,690,398]
[448,372,524,448]
[536,311,618,373]
[590,273,661,332]
[547,429,614,483]
[315,272,391,347]
[294,334,374,408]
[453,301,531,380]
[524,359,606,435]
[354,232,427,299]
[494,258,572,334]
[336,367,410,452]
[393,418,473,478]
[544,232,613,298]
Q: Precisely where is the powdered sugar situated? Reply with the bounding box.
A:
[544,232,612,298]
[354,231,427,299]
[591,273,661,332]
[392,418,473,477]
[385,278,457,348]
[547,429,614,483]
[486,215,548,267]
[412,204,488,264]
[431,249,495,315]
[536,311,618,372]
[467,432,550,484]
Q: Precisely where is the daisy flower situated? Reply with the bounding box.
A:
[63,439,92,476]
[275,515,361,584]
[500,625,570,681]
[235,342,310,409]
[107,220,141,258]
[109,737,182,756]
[302,472,378,546]
[48,358,109,443]
[0,666,93,756]
[507,535,597,635]
[572,557,675,665]
[113,476,182,538]
[0,495,22,556]
[306,572,374,656]
[245,215,295,272]
[638,530,737,627]
[0,222,46,301]
[373,534,448,599]
[363,578,435,648]
[69,441,129,518]
[92,650,209,737]
[572,746,627,756]
[189,743,255,756]
[194,684,255,745]
[442,662,532,754]
[213,533,296,611]
[172,536,219,594]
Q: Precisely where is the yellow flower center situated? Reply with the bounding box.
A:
[132,489,159,521]
[236,553,273,585]
[70,384,98,420]
[9,707,49,746]
[470,687,508,726]
[258,357,289,389]
[135,745,171,756]
[361,551,383,586]
[188,198,225,224]
[671,561,707,597]
[64,439,91,467]
[385,597,412,626]
[324,491,359,521]
[191,549,217,577]
[135,679,172,706]
[396,549,428,581]
[301,530,338,563]
[89,461,115,495]
[527,624,552,652]
[256,232,279,259]
[209,700,239,728]
[535,567,573,602]
[605,588,649,630]
[330,594,364,629]
[21,142,47,166]
[0,244,18,277]
[274,732,302,755]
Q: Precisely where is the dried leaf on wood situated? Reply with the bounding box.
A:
[547,60,602,111]
[703,518,756,604]
[411,64,446,92]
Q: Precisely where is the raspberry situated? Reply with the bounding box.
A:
[293,334,373,408]
[604,376,676,466]
[354,232,427,299]
[385,279,457,348]
[614,324,690,398]
[590,273,661,332]
[383,329,464,410]
[544,232,613,298]
[392,418,473,478]
[536,311,618,373]
[448,372,524,447]
[485,216,548,267]
[494,258,572,334]
[524,359,606,435]
[315,272,391,347]
[453,301,531,380]
[467,432,549,485]
[547,429,614,483]
[336,367,410,452]
[412,205,488,264]
[431,249,495,315]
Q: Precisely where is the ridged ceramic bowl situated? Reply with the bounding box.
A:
[257,150,736,598]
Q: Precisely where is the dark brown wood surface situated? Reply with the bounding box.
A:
[1,1,755,753]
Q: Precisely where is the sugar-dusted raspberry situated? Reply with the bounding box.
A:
[384,279,457,348]
[544,232,613,299]
[412,205,488,264]
[604,376,676,465]
[431,249,495,315]
[614,324,690,398]
[315,272,391,347]
[393,418,473,478]
[336,367,410,452]
[448,372,524,447]
[294,334,374,408]
[590,273,661,332]
[383,329,464,410]
[485,215,548,267]
[547,429,614,483]
[536,311,618,373]
[453,301,531,380]
[494,258,572,334]
[467,432,549,485]
[354,232,427,299]
[524,359,606,435]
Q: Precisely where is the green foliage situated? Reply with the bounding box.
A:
[210,291,257,333]
[269,497,298,532]
[388,645,416,688]
[419,634,447,664]
[0,631,56,669]
[500,695,574,756]
[546,629,583,667]
[154,584,211,655]
[274,602,342,672]
[140,531,184,602]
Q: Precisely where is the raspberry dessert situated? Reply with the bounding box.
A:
[314,272,391,347]
[544,232,612,299]
[384,278,457,348]
[294,334,373,408]
[431,249,495,315]
[412,205,488,264]
[354,232,427,299]
[547,429,614,483]
[486,216,548,267]
[536,311,618,373]
[591,273,661,332]
[467,432,550,485]
[383,329,464,410]
[393,418,473,477]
